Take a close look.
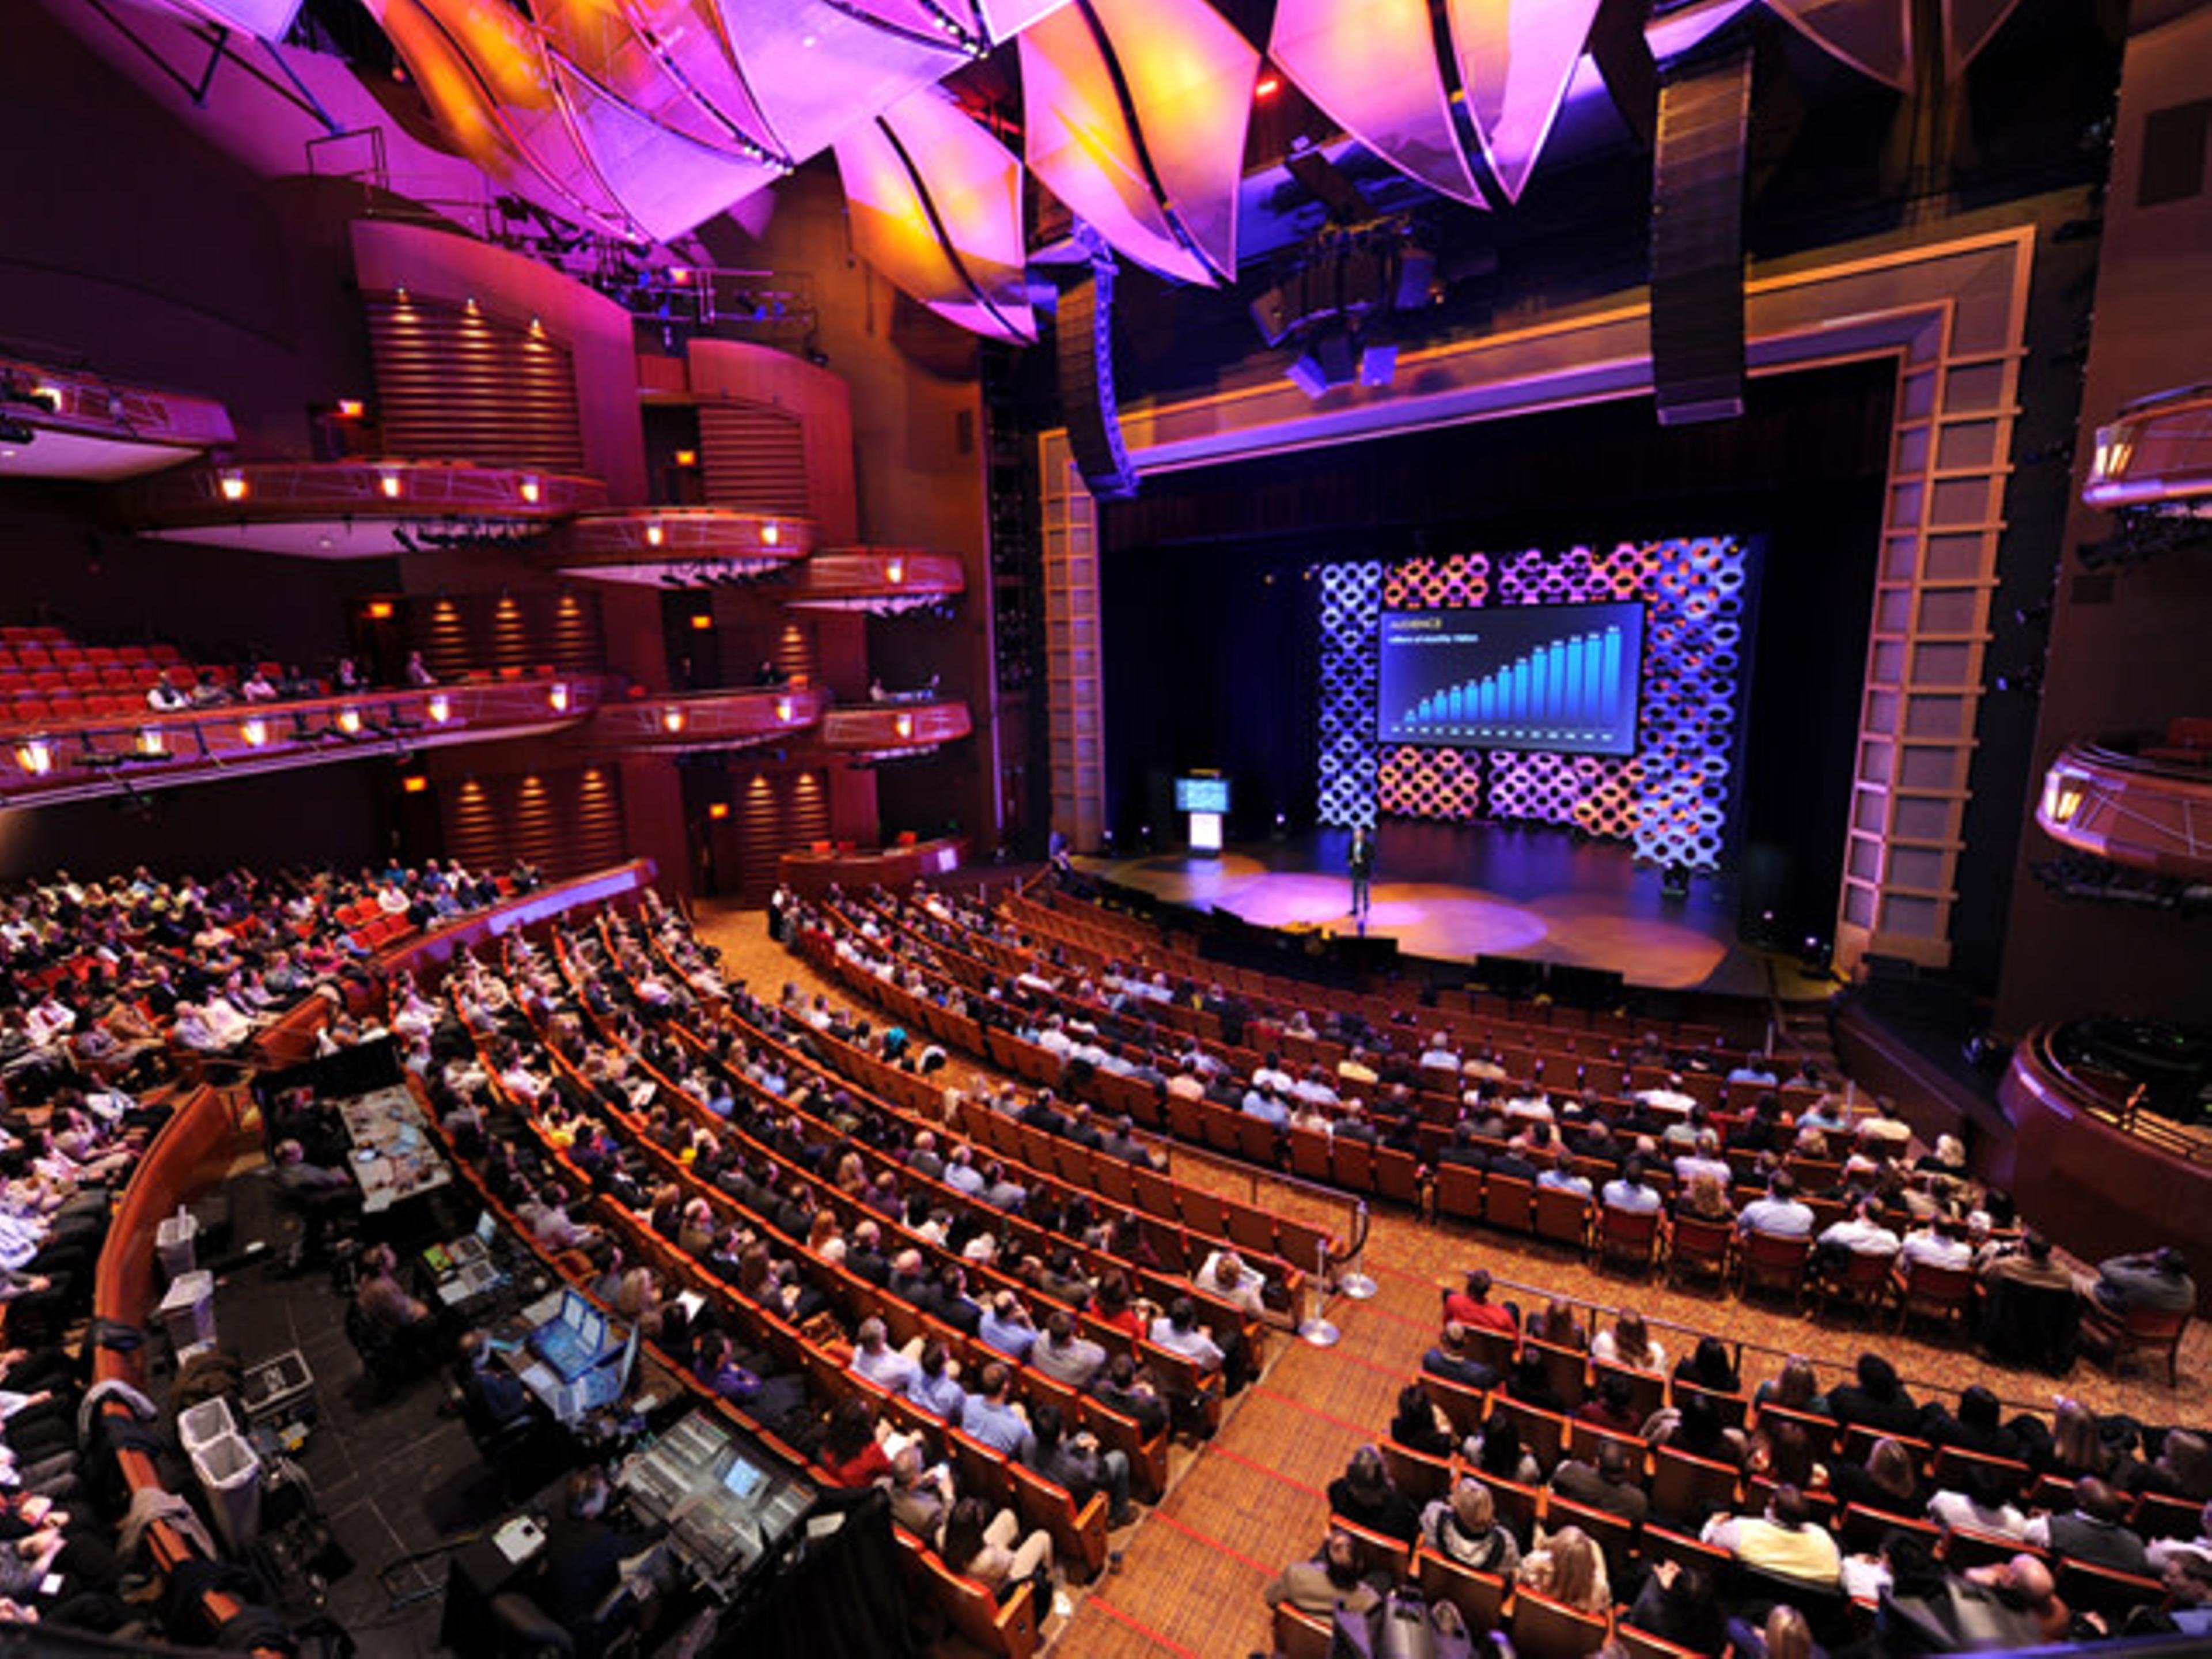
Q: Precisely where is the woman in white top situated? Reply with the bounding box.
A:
[1591,1309,1667,1374]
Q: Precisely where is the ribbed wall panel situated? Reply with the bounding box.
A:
[366,296,585,472]
[440,764,624,882]
[734,767,829,902]
[699,400,810,517]
[411,590,604,677]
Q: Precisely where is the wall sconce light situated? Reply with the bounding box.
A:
[15,741,51,775]
[548,683,571,713]
[336,398,365,419]
[895,712,914,740]
[775,696,794,723]
[885,557,905,584]
[365,600,395,621]
[240,718,268,748]
[218,471,248,502]
[674,449,698,467]
[378,469,402,499]
[645,522,665,548]
[426,694,451,724]
[2041,767,2089,826]
[661,706,687,734]
[707,801,730,821]
[401,773,429,794]
[689,612,713,632]
[336,707,363,736]
[519,475,541,505]
[762,521,781,546]
[138,726,165,758]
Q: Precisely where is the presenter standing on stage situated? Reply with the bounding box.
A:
[1349,826,1376,921]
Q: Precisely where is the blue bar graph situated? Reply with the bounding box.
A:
[1391,626,1634,749]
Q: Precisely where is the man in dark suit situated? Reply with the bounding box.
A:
[1349,827,1376,918]
[538,1468,658,1644]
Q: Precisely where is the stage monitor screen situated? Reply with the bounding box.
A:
[1377,601,1646,756]
[1175,775,1230,813]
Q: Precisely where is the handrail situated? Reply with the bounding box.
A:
[2024,1024,2212,1166]
[81,861,664,1636]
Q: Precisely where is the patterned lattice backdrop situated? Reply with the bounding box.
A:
[1317,538,1748,870]
[1315,562,1384,829]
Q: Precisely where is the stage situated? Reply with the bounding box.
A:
[1081,821,1828,1000]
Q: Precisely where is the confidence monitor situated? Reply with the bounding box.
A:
[1377,601,1647,756]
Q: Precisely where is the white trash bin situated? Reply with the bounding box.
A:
[158,1270,216,1353]
[177,1397,237,1460]
[191,1431,261,1554]
[156,1210,199,1279]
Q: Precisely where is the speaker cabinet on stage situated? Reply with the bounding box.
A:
[1474,955,1545,1001]
[1547,963,1626,1012]
[1650,41,1753,426]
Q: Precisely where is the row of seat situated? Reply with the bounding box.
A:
[478,938,1113,1654]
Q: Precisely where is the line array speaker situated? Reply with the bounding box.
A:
[1057,232,1139,501]
[1650,41,1753,426]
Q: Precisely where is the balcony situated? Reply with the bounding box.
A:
[2084,385,2212,513]
[820,699,972,760]
[113,459,603,556]
[2036,728,2212,882]
[586,684,827,752]
[785,548,964,614]
[0,676,597,809]
[0,355,234,482]
[541,507,815,586]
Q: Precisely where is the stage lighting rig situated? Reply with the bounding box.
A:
[1253,214,1440,399]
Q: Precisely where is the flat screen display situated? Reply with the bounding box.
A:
[1377,601,1646,756]
[1175,775,1230,813]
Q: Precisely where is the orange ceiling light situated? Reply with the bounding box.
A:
[1020,0,1260,286]
[834,85,1035,343]
[1270,0,1485,207]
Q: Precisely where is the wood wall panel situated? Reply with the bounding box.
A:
[365,296,585,472]
[440,763,625,882]
[698,399,811,517]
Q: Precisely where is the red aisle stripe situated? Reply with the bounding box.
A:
[1082,1592,1207,1658]
[1252,1382,1388,1440]
[1146,1505,1283,1576]
[1204,1444,1329,1500]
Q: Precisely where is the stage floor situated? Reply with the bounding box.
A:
[1082,821,1817,999]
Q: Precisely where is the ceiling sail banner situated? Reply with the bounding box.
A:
[1021,0,1259,285]
[537,0,784,162]
[834,87,1036,342]
[718,1,982,165]
[1942,0,2025,79]
[1270,0,1486,208]
[1763,0,1912,88]
[159,0,307,40]
[1448,0,1604,203]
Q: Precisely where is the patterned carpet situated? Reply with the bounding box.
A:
[694,900,2207,1658]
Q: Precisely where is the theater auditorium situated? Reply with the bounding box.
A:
[0,0,2207,1654]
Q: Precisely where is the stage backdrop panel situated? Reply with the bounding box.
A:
[1319,536,1748,870]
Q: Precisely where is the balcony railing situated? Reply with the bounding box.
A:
[0,676,598,808]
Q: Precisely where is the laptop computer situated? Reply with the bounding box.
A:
[449,1211,495,1267]
[529,1289,610,1382]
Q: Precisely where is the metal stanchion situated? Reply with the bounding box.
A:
[1298,1230,1339,1347]
[1339,1200,1378,1301]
